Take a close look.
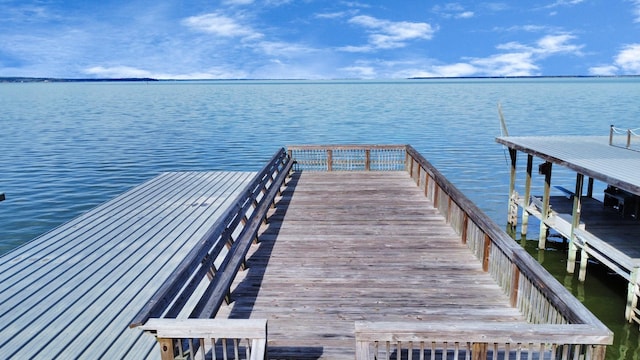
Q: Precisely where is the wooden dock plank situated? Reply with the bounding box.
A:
[544,195,640,260]
[0,171,255,359]
[217,171,525,359]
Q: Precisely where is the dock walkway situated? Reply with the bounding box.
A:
[217,171,523,358]
[0,145,612,359]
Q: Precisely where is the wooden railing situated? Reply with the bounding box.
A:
[287,144,406,171]
[288,145,613,360]
[141,319,267,360]
[355,321,610,360]
[131,148,293,360]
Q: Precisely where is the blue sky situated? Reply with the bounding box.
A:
[2,0,640,79]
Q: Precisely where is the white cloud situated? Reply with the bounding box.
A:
[535,34,583,56]
[499,25,551,33]
[341,1,371,8]
[345,15,435,51]
[433,3,475,19]
[340,66,376,78]
[182,12,262,40]
[430,63,478,77]
[84,65,249,80]
[406,33,582,77]
[338,45,373,53]
[223,0,254,5]
[84,66,153,78]
[255,41,317,57]
[615,44,640,73]
[587,43,640,76]
[588,65,618,76]
[316,11,357,19]
[471,52,539,76]
[630,0,640,22]
[545,0,584,8]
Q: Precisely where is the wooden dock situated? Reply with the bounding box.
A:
[135,145,611,360]
[216,170,523,358]
[0,145,613,359]
[496,135,640,327]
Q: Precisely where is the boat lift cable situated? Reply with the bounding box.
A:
[498,102,510,165]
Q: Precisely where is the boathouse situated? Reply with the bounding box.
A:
[0,145,612,359]
[496,132,640,328]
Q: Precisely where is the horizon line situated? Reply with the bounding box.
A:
[1,74,640,83]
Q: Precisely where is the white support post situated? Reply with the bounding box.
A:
[507,149,518,231]
[626,267,639,323]
[571,173,584,276]
[521,155,533,237]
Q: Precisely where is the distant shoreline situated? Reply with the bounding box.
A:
[0,77,159,83]
[1,75,639,83]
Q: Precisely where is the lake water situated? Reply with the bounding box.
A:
[1,78,639,358]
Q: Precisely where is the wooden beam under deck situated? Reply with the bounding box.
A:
[217,171,525,359]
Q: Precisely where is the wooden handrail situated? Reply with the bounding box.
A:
[142,319,267,360]
[356,321,610,360]
[130,148,292,327]
[404,145,609,328]
[287,144,406,171]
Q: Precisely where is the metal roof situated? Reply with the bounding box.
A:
[0,171,255,359]
[496,136,640,195]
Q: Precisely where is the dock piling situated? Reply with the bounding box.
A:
[538,161,553,249]
[521,155,533,237]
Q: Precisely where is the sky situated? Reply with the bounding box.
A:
[1,0,640,79]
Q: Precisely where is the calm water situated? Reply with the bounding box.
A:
[1,78,639,358]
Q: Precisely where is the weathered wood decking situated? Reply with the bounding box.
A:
[0,171,256,359]
[216,171,523,358]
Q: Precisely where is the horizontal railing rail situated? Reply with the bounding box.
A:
[141,319,267,360]
[287,144,406,171]
[131,147,293,360]
[355,321,609,360]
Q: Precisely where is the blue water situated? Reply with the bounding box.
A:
[1,78,639,358]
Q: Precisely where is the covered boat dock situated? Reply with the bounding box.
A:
[496,135,640,327]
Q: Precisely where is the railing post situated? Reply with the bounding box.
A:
[365,149,371,171]
[355,340,370,360]
[156,338,174,360]
[627,129,632,148]
[510,264,520,307]
[327,149,333,171]
[482,234,491,272]
[461,213,468,244]
[472,343,488,360]
[609,125,614,145]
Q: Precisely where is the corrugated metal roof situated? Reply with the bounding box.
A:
[0,171,255,359]
[496,136,640,195]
